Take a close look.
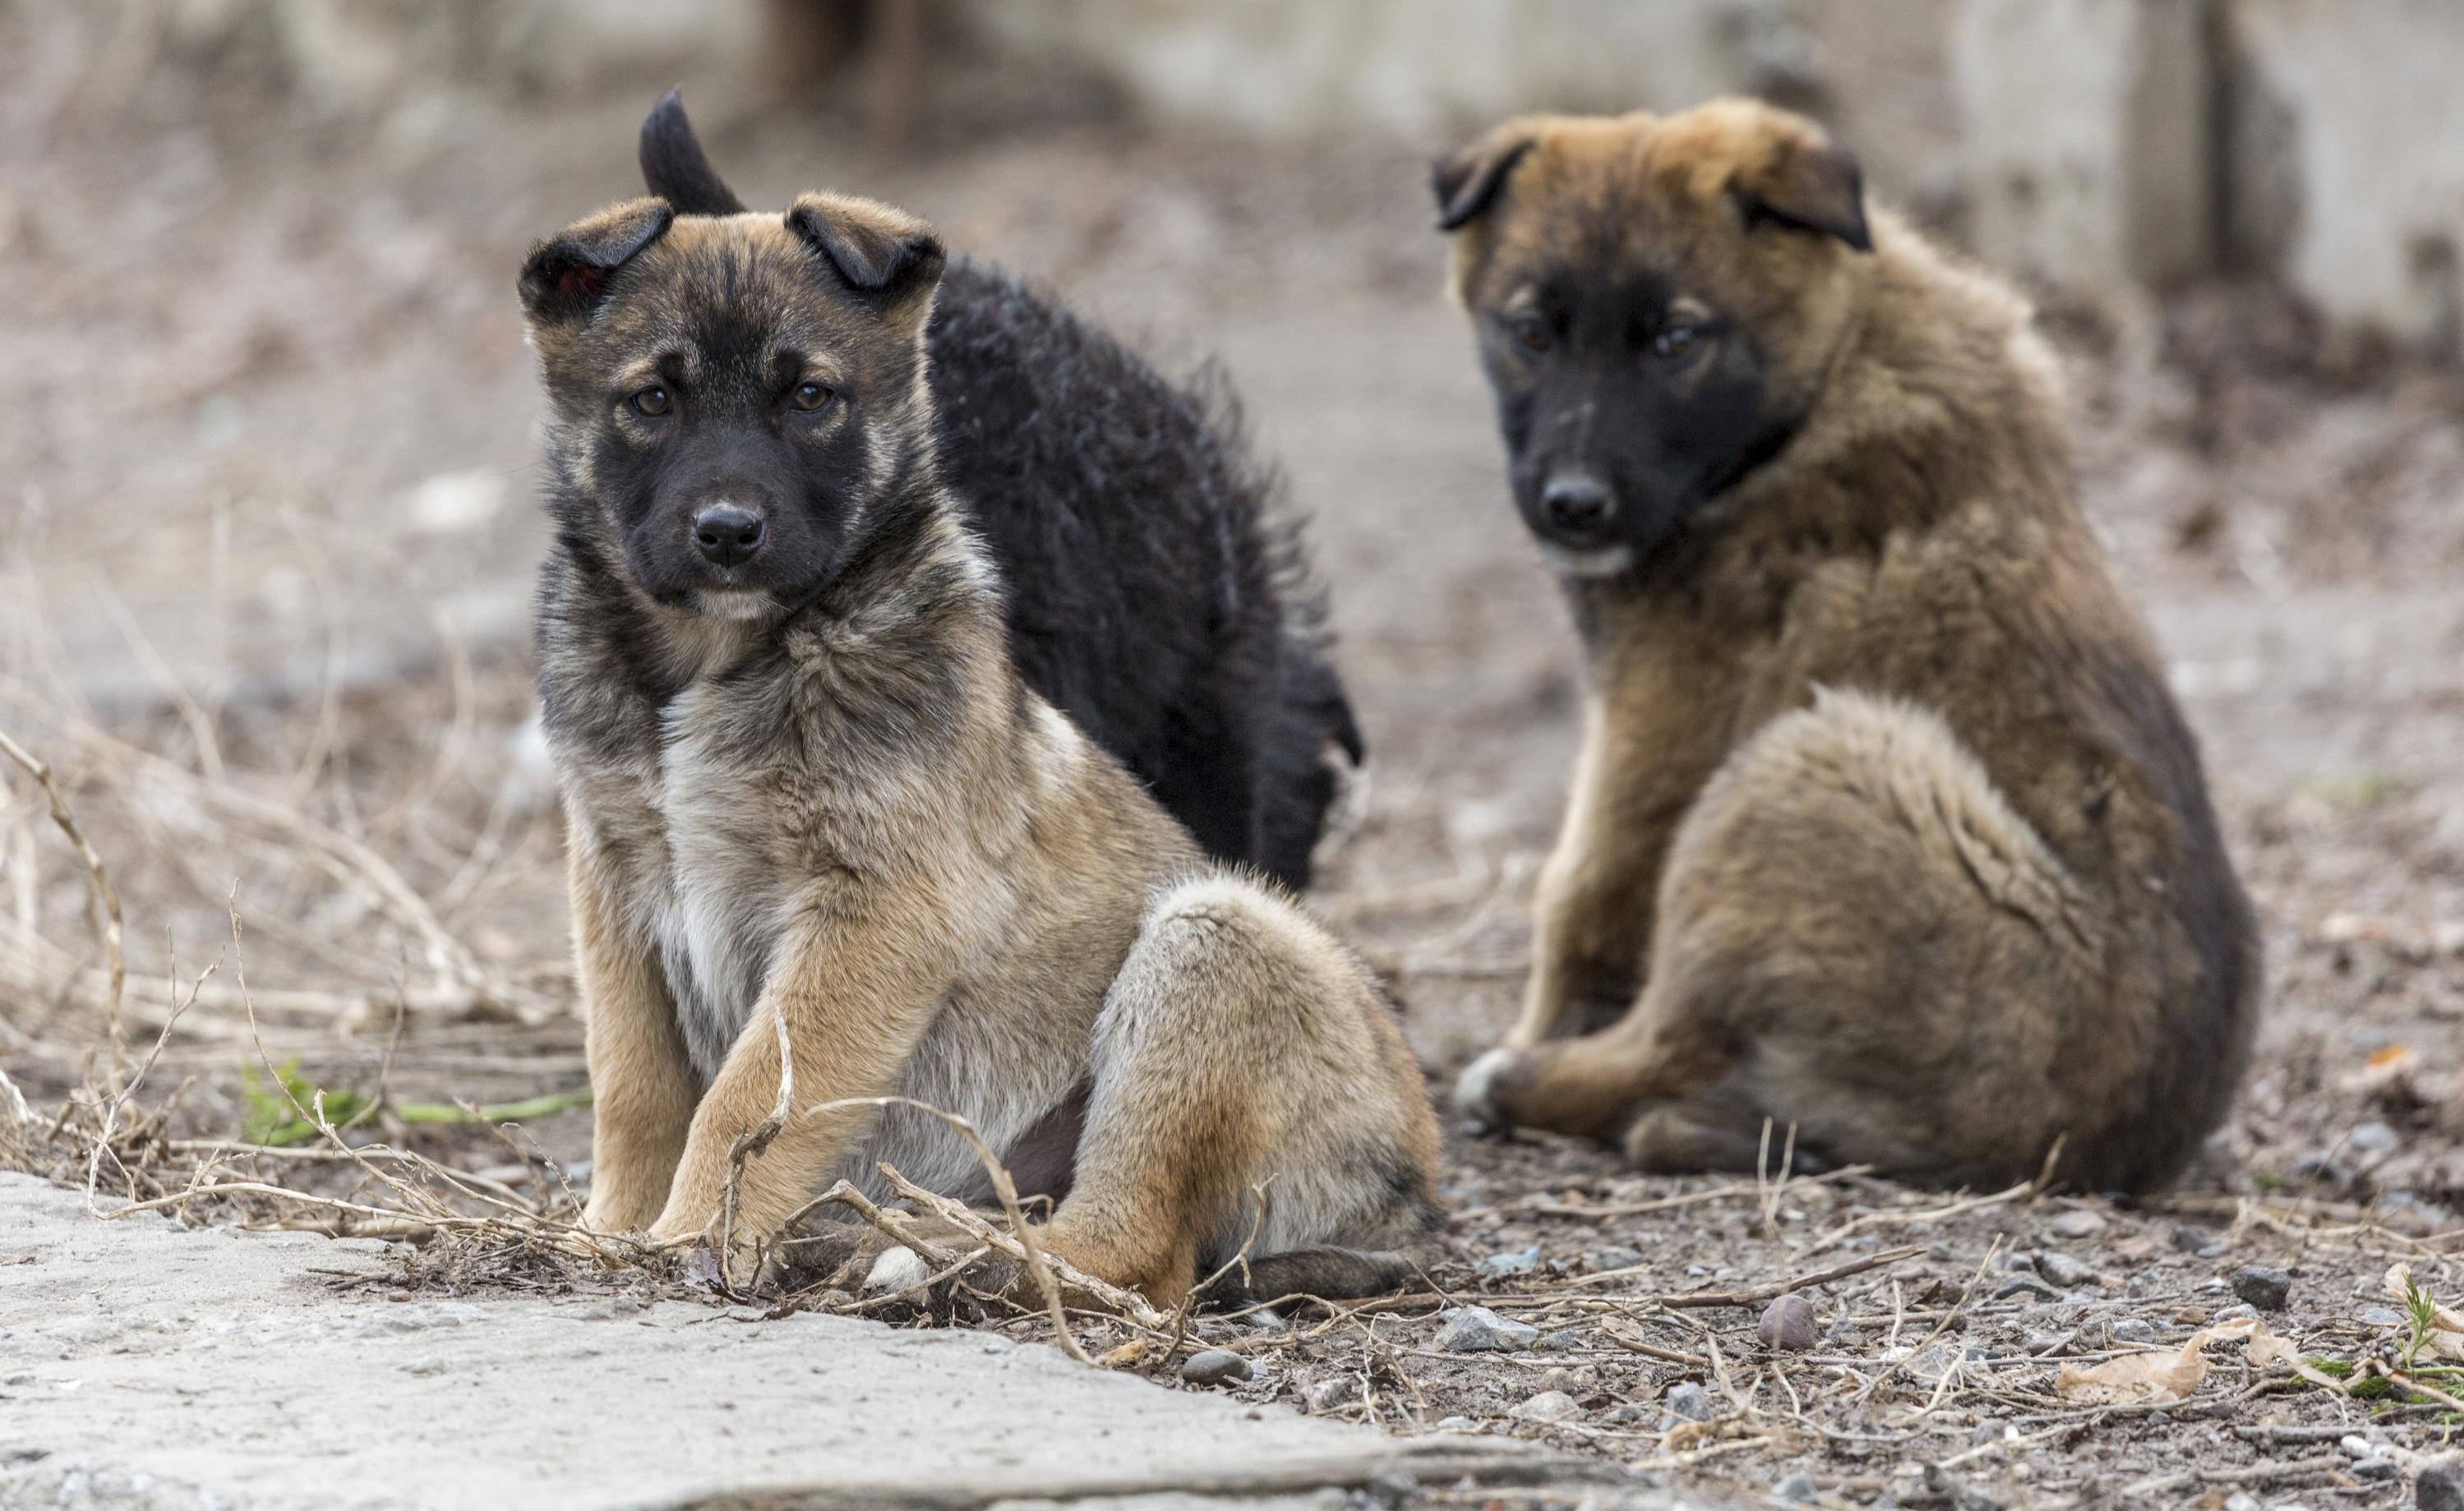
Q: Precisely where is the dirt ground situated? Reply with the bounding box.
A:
[4,14,2462,1510]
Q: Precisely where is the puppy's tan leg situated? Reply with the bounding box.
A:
[652,901,957,1246]
[1468,690,2103,1183]
[570,839,696,1232]
[1507,678,1733,1050]
[1028,875,1439,1305]
[1511,704,1659,1048]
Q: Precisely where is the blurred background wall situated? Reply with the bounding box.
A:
[136,0,2464,352]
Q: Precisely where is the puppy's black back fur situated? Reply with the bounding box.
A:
[639,94,1358,887]
[928,260,1358,881]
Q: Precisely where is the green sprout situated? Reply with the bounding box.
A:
[239,1057,374,1146]
[237,1058,590,1148]
[2399,1271,2451,1375]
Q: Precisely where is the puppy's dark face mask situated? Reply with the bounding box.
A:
[1435,103,1872,582]
[519,194,945,620]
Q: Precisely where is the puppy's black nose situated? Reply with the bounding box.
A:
[691,505,766,566]
[1542,474,1614,534]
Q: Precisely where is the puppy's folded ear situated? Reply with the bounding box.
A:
[786,192,946,305]
[1730,135,1871,252]
[639,89,747,216]
[1432,123,1539,232]
[519,198,673,325]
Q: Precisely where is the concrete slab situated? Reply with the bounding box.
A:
[0,1176,1657,1511]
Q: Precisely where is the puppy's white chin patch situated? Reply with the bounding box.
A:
[692,588,784,622]
[1541,542,1637,579]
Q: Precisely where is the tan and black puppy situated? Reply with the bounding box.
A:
[522,192,1438,1301]
[1439,99,2259,1193]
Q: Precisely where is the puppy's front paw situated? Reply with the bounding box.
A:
[863,1245,934,1294]
[1452,1047,1517,1131]
[646,1210,709,1246]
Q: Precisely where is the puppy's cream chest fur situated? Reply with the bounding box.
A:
[569,677,806,1082]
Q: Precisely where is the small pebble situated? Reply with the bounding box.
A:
[2349,1120,2402,1156]
[1435,1306,1539,1353]
[1605,1404,1642,1425]
[2420,1455,2464,1511]
[1433,1414,1475,1432]
[1476,1246,1543,1278]
[2230,1265,2292,1311]
[1757,1292,1820,1351]
[2047,1208,2109,1238]
[2349,1455,2397,1481]
[2111,1318,2157,1343]
[1663,1380,1716,1422]
[1588,1245,1645,1271]
[1774,1471,1818,1503]
[1303,1375,1350,1412]
[1179,1348,1253,1385]
[2291,1149,2352,1186]
[1535,1366,1574,1394]
[1511,1389,1579,1423]
[2037,1252,2096,1288]
[1536,1329,1582,1352]
[2222,1495,2260,1511]
[1993,1274,2061,1301]
[2170,1224,2214,1255]
[2357,1305,2406,1328]
[2022,1331,2071,1356]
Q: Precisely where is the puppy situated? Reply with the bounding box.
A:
[637,94,1361,890]
[1438,99,2259,1193]
[521,187,1438,1301]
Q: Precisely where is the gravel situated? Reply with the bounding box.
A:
[1664,1382,1717,1423]
[1756,1293,1819,1351]
[1434,1306,1539,1353]
[1178,1349,1253,1385]
[2231,1266,2293,1311]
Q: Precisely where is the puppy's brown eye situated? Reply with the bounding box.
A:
[791,381,834,412]
[1515,317,1552,353]
[630,385,671,417]
[1654,325,1698,359]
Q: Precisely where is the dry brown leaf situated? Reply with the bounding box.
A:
[2057,1338,2210,1403]
[2342,1044,2420,1099]
[2055,1317,2319,1404]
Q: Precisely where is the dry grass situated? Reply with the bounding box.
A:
[5,614,2462,1508]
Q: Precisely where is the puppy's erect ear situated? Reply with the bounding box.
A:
[1730,133,1871,253]
[519,198,672,325]
[1432,124,1539,232]
[639,89,747,216]
[786,192,946,306]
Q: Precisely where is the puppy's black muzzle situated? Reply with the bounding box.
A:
[1539,472,1616,545]
[691,505,768,567]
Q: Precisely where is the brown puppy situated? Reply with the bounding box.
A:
[1438,99,2259,1193]
[523,191,1438,1301]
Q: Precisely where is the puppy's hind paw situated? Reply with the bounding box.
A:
[1451,1048,1516,1132]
